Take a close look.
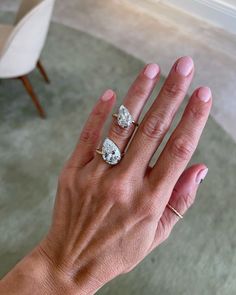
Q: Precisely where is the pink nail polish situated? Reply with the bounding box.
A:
[101,89,114,101]
[175,56,194,77]
[144,64,160,79]
[196,168,208,184]
[197,87,212,102]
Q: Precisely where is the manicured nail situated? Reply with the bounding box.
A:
[144,64,160,79]
[175,56,194,77]
[196,168,208,184]
[101,89,114,101]
[197,87,212,102]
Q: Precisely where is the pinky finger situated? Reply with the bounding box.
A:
[151,164,208,249]
[66,89,116,168]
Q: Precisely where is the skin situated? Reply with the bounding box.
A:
[0,56,212,295]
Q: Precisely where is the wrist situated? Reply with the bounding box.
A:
[27,246,78,295]
[29,244,93,295]
[36,238,106,294]
[0,243,95,295]
[1,246,57,295]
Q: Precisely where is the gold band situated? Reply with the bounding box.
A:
[112,114,139,127]
[96,149,103,155]
[167,204,183,219]
[96,149,125,157]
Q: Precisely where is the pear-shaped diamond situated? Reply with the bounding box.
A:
[117,105,133,128]
[102,138,121,165]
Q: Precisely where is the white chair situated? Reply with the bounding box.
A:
[0,0,55,118]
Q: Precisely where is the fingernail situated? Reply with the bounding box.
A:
[196,168,208,184]
[175,56,194,77]
[101,89,114,101]
[197,87,212,102]
[144,63,160,79]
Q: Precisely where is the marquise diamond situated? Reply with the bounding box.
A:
[117,105,133,128]
[102,138,121,165]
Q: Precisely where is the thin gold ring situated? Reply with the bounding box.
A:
[167,204,183,219]
[112,114,139,127]
[96,149,125,157]
[96,149,103,155]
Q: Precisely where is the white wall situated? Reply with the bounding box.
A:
[163,0,236,34]
[223,0,236,5]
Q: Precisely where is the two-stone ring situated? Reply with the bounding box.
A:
[96,105,138,165]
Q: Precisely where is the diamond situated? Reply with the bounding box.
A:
[117,105,133,128]
[102,138,121,165]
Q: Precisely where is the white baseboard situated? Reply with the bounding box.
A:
[122,0,236,34]
[163,0,236,35]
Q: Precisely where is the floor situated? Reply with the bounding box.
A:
[0,0,235,142]
[0,14,236,294]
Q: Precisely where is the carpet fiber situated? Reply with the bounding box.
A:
[0,13,236,295]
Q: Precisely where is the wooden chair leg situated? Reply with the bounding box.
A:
[19,76,46,119]
[37,60,50,84]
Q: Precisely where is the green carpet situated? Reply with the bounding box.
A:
[0,12,236,295]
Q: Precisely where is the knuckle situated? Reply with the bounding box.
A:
[107,184,129,205]
[169,136,195,161]
[80,128,100,145]
[92,107,106,120]
[141,112,169,140]
[137,194,158,218]
[58,168,77,189]
[142,202,157,218]
[104,174,132,205]
[188,104,207,120]
[132,83,149,100]
[162,81,185,99]
[110,121,132,138]
[182,192,195,209]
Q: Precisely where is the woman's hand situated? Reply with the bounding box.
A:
[0,56,211,295]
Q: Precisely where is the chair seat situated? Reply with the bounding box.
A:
[0,24,14,54]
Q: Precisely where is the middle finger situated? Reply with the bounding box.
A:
[123,56,194,173]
